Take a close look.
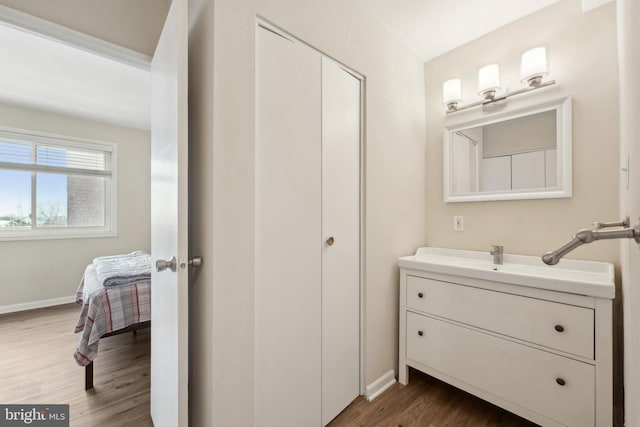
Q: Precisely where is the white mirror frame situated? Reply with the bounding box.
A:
[443,96,572,203]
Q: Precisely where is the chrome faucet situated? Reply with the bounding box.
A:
[542,217,640,265]
[490,245,504,265]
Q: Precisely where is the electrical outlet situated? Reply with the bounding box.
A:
[453,216,464,232]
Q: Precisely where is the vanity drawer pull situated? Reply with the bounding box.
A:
[556,377,566,386]
[555,324,565,332]
[418,292,424,298]
[418,330,424,336]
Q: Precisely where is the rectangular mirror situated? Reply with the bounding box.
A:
[444,97,572,202]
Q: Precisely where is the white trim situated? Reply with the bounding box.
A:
[359,74,367,396]
[0,229,116,242]
[365,369,396,401]
[0,295,75,315]
[0,4,151,70]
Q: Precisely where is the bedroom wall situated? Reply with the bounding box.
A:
[188,0,426,424]
[0,103,151,313]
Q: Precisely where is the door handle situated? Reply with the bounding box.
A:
[178,256,203,269]
[156,256,177,272]
[188,256,202,268]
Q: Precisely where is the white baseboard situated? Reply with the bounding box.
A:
[365,369,396,401]
[0,295,76,315]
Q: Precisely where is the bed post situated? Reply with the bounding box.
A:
[85,362,93,390]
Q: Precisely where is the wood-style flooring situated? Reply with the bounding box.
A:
[329,369,537,427]
[1,303,537,427]
[0,303,152,427]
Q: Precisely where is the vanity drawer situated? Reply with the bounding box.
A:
[406,275,594,359]
[406,311,595,427]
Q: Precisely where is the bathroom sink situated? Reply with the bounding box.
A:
[398,247,614,298]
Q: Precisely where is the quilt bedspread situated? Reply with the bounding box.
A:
[73,263,151,366]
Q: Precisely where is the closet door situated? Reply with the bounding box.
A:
[512,150,545,189]
[321,58,361,425]
[256,27,322,426]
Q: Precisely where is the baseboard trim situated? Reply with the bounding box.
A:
[365,369,396,401]
[0,295,76,315]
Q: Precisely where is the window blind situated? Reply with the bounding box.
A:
[0,133,112,177]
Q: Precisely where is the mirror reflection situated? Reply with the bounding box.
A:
[452,110,556,194]
[445,97,571,203]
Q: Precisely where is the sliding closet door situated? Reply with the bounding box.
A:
[321,58,361,425]
[256,27,322,425]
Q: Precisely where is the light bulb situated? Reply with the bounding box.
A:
[442,78,462,111]
[477,64,500,99]
[521,47,548,87]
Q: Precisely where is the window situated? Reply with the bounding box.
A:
[0,129,117,240]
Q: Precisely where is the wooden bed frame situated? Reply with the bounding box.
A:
[85,320,151,390]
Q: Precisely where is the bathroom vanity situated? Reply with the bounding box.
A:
[398,247,614,427]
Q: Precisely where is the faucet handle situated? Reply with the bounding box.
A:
[490,245,503,254]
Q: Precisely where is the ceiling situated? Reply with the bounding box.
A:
[0,23,150,130]
[0,1,170,131]
[0,0,170,56]
[0,0,610,131]
[354,0,562,62]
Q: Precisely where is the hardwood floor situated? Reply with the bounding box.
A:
[0,303,152,427]
[2,304,538,427]
[329,368,538,427]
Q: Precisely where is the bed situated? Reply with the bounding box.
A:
[73,251,151,390]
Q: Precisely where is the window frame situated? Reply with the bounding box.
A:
[0,126,118,241]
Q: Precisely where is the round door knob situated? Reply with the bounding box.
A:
[418,292,424,298]
[326,236,335,246]
[556,377,566,386]
[555,324,565,332]
[156,256,177,273]
[417,330,424,336]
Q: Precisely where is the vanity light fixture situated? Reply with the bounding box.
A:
[444,47,555,114]
[442,78,462,112]
[477,64,500,100]
[521,47,548,87]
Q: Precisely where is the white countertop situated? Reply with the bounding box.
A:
[398,247,615,299]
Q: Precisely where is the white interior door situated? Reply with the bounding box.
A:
[451,133,478,194]
[321,57,360,425]
[255,26,322,426]
[150,0,189,426]
[482,156,511,191]
[512,150,545,189]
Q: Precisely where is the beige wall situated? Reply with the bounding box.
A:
[188,0,426,425]
[0,103,150,310]
[425,0,619,264]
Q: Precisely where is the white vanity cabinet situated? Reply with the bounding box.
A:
[398,247,615,427]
